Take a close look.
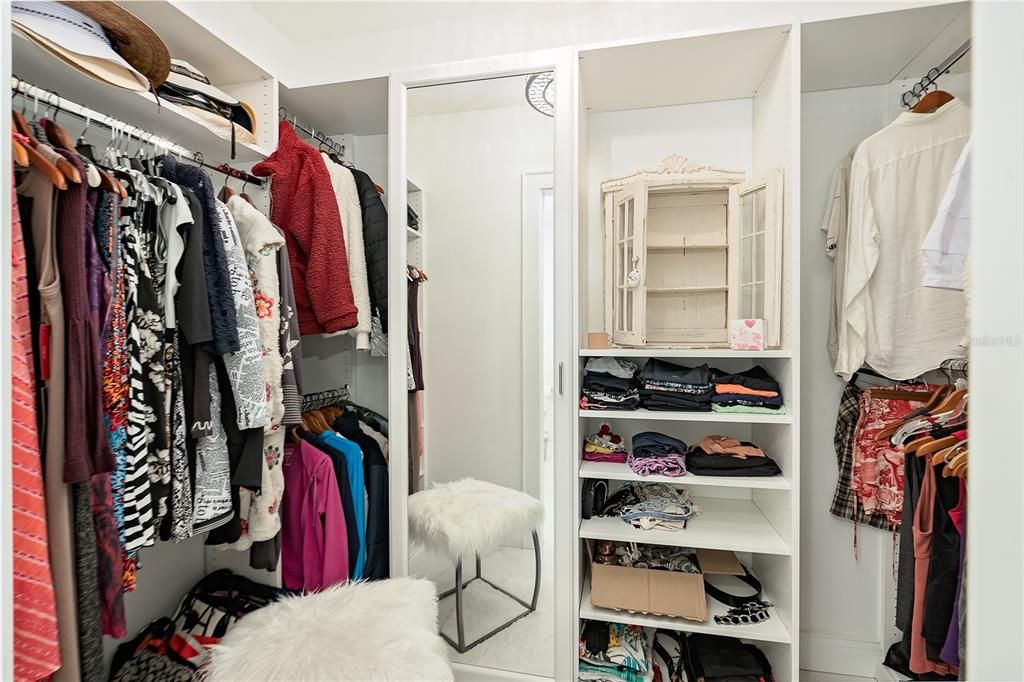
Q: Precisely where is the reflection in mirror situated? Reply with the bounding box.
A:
[405,73,555,677]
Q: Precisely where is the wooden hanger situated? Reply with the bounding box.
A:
[916,435,959,458]
[12,137,29,167]
[932,441,967,467]
[866,387,933,402]
[944,448,968,478]
[13,127,66,189]
[912,90,955,113]
[876,385,951,442]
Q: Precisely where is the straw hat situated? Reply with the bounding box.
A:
[12,1,170,91]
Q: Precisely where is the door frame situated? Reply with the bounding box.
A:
[388,50,577,680]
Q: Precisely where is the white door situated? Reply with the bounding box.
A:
[728,168,784,347]
[607,180,647,345]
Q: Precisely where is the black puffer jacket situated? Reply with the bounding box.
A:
[350,168,388,331]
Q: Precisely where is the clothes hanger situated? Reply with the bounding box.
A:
[12,113,66,189]
[912,89,955,114]
[915,434,962,458]
[875,385,951,441]
[218,176,235,202]
[12,135,29,167]
[31,93,80,185]
[946,450,968,478]
[932,441,967,467]
[239,176,255,205]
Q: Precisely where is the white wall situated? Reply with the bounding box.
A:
[408,102,553,489]
[799,73,971,677]
[585,98,754,332]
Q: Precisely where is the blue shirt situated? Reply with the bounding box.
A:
[317,431,366,579]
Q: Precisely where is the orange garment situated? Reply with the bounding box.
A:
[11,173,61,680]
[714,383,779,398]
[694,435,765,459]
[910,463,956,676]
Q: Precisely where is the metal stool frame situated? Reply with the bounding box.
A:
[437,530,541,653]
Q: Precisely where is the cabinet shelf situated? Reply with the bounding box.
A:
[579,460,791,491]
[407,226,423,239]
[580,578,791,644]
[579,348,791,358]
[648,243,728,251]
[647,286,729,294]
[578,498,791,555]
[579,408,791,424]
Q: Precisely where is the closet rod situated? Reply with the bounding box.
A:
[11,76,266,187]
[278,106,345,158]
[899,40,971,108]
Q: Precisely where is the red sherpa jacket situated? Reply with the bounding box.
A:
[253,121,358,334]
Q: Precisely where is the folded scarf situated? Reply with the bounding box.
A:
[714,383,779,398]
[711,393,785,407]
[628,451,686,477]
[711,403,787,415]
[691,435,765,459]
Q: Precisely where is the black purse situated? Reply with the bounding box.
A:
[580,479,607,520]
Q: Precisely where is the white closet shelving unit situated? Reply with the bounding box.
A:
[573,23,800,681]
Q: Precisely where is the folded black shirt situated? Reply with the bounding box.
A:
[711,365,781,394]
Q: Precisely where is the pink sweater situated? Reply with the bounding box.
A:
[281,441,348,591]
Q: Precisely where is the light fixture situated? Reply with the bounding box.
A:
[526,71,554,117]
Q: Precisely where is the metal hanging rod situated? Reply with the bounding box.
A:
[11,76,266,187]
[278,106,345,158]
[900,40,971,108]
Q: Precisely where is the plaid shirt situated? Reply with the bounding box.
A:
[829,381,897,531]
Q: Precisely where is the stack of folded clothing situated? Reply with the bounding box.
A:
[601,482,697,531]
[581,357,640,410]
[686,435,782,477]
[628,431,687,477]
[639,359,714,411]
[579,621,654,682]
[711,365,786,415]
[582,424,628,463]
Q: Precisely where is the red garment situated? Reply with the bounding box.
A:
[851,389,930,527]
[253,122,358,334]
[11,173,61,680]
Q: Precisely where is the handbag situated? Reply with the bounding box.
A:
[580,479,607,520]
[108,618,196,682]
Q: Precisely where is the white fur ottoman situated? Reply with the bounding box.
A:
[408,479,544,653]
[206,577,453,681]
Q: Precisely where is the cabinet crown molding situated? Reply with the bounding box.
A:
[601,154,746,192]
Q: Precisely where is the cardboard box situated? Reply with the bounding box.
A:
[587,332,610,349]
[588,545,744,622]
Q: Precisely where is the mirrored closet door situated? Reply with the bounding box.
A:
[397,71,558,677]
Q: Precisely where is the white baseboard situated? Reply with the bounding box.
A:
[800,631,884,679]
[452,662,552,681]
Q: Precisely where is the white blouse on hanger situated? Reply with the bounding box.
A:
[836,98,970,380]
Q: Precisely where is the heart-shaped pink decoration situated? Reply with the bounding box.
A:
[744,319,756,328]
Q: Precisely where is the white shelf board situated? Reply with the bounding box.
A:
[580,578,791,644]
[579,348,791,358]
[648,286,729,294]
[407,226,423,239]
[579,460,791,491]
[578,498,790,556]
[579,409,791,425]
[13,34,271,162]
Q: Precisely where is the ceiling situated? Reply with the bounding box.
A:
[580,25,790,112]
[247,1,570,43]
[408,75,535,117]
[801,2,970,92]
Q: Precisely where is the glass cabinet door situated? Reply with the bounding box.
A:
[605,181,647,345]
[728,169,784,347]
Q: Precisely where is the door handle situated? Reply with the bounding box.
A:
[558,362,564,396]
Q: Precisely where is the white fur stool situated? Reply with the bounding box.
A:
[206,577,453,681]
[408,478,544,653]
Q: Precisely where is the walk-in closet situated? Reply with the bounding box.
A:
[3,1,1022,681]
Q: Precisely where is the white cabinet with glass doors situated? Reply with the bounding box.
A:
[602,155,784,348]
